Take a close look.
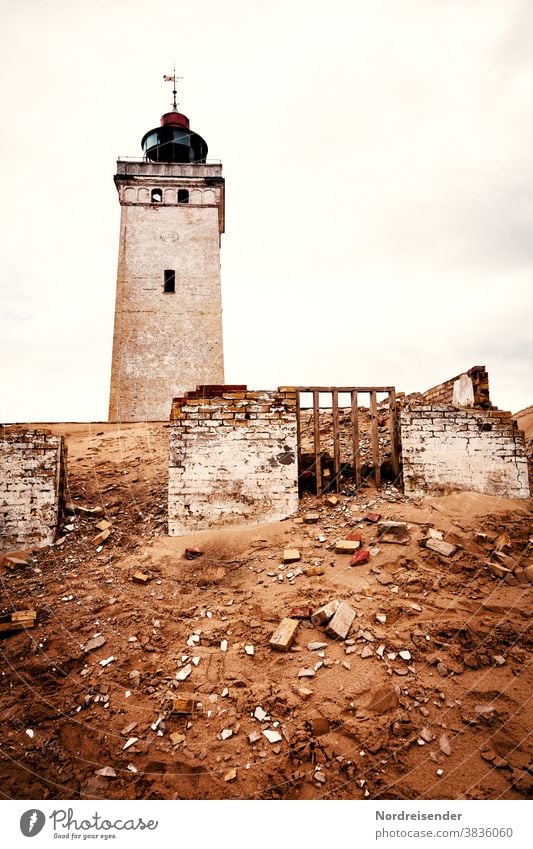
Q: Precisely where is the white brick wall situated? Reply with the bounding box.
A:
[168,388,299,534]
[0,428,66,549]
[401,407,530,498]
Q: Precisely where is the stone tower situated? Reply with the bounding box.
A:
[108,92,225,421]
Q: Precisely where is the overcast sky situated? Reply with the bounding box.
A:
[0,0,532,421]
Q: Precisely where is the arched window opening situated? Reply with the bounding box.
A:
[178,189,189,204]
[151,188,163,203]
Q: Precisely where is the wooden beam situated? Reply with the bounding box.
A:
[297,386,395,394]
[351,390,361,487]
[312,390,321,495]
[332,390,341,493]
[370,390,381,487]
[295,391,302,492]
[389,389,400,480]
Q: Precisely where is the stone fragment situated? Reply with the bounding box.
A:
[307,641,328,651]
[399,650,411,661]
[492,655,506,666]
[99,656,115,668]
[176,664,192,682]
[123,737,138,750]
[335,540,360,554]
[283,549,301,563]
[132,571,151,584]
[84,635,106,653]
[376,572,394,585]
[367,685,399,713]
[95,767,116,778]
[425,539,457,557]
[310,600,339,627]
[184,547,203,560]
[170,732,185,746]
[254,706,269,721]
[361,646,373,659]
[375,614,387,624]
[325,496,339,506]
[326,601,356,640]
[420,726,433,742]
[224,768,237,781]
[304,566,325,576]
[263,729,282,744]
[248,731,261,744]
[364,512,381,523]
[523,565,533,583]
[298,668,316,678]
[245,645,255,656]
[270,618,299,652]
[293,686,314,698]
[350,549,369,566]
[95,519,112,531]
[303,513,320,524]
[439,734,452,756]
[220,729,233,740]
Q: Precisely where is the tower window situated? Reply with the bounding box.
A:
[164,269,176,293]
[178,189,189,204]
[151,188,163,203]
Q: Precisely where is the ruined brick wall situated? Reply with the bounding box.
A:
[168,386,299,535]
[0,427,66,550]
[109,161,225,422]
[412,366,491,409]
[401,408,530,498]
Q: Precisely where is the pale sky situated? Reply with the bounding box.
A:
[0,0,532,421]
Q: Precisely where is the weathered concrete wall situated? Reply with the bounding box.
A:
[168,386,299,535]
[109,161,225,422]
[401,407,530,498]
[0,427,66,550]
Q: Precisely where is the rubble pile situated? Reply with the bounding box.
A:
[0,423,531,801]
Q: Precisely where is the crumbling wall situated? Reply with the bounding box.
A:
[168,386,299,535]
[401,408,530,498]
[408,366,491,409]
[0,427,66,550]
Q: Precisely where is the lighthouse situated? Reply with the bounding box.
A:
[108,77,225,422]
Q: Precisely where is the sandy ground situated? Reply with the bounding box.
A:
[0,422,532,801]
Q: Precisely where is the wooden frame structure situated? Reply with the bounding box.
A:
[295,386,401,495]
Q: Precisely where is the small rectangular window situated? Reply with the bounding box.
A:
[178,189,189,204]
[164,269,175,293]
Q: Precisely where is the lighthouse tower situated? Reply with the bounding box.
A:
[108,79,225,421]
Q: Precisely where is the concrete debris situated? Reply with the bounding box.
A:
[311,600,340,627]
[425,539,457,557]
[283,549,301,563]
[132,571,151,584]
[298,668,316,678]
[335,540,360,554]
[263,729,282,744]
[326,601,356,640]
[303,513,320,524]
[270,618,299,652]
[176,664,192,682]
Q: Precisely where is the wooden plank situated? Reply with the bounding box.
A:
[332,390,340,492]
[313,390,321,495]
[370,390,381,487]
[351,390,361,487]
[389,389,400,479]
[0,619,36,633]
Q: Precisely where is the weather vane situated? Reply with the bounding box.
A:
[163,67,183,112]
